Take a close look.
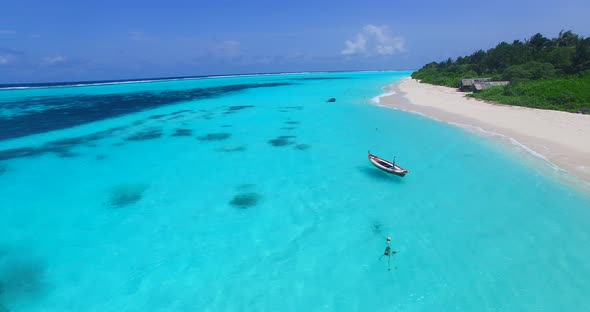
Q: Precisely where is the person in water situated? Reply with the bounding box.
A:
[380,236,398,271]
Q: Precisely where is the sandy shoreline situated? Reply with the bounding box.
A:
[380,78,590,184]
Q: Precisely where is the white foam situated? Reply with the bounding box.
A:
[447,121,564,172]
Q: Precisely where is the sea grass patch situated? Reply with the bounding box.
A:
[171,109,193,115]
[148,114,167,119]
[171,129,193,137]
[107,184,147,208]
[125,128,163,141]
[285,121,300,125]
[280,127,296,130]
[220,124,232,128]
[198,133,231,141]
[0,163,6,175]
[227,105,255,111]
[229,192,261,209]
[0,82,292,141]
[215,145,247,153]
[55,150,80,158]
[294,144,311,151]
[0,126,129,161]
[0,254,46,305]
[95,155,107,160]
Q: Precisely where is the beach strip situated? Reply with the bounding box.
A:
[380,78,590,184]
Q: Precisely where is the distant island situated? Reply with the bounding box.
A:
[412,31,590,113]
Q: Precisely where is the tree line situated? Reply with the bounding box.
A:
[412,31,590,87]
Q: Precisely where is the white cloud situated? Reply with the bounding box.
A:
[42,55,68,65]
[341,34,367,55]
[341,25,405,56]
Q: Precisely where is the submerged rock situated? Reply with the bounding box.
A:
[268,138,294,147]
[229,193,261,209]
[327,98,336,103]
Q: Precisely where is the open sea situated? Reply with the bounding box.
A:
[1,71,589,311]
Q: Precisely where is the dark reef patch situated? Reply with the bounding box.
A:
[215,145,247,153]
[280,127,296,130]
[285,121,300,125]
[227,105,255,111]
[278,135,296,139]
[220,124,232,128]
[125,128,163,141]
[95,155,107,160]
[107,184,147,208]
[55,150,80,158]
[198,133,231,141]
[171,109,193,115]
[0,163,6,175]
[268,137,294,147]
[0,126,128,161]
[229,193,261,209]
[280,106,304,110]
[0,254,46,308]
[171,129,193,137]
[0,82,292,140]
[148,114,167,119]
[294,144,311,151]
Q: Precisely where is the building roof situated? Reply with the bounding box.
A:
[461,78,492,87]
[473,81,510,91]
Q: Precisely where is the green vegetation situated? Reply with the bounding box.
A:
[411,31,590,112]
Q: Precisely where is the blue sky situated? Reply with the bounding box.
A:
[1,0,590,83]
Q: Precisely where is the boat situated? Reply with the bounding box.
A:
[368,151,409,177]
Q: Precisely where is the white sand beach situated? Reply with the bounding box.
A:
[381,78,590,184]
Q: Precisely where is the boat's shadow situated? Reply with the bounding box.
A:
[357,166,405,184]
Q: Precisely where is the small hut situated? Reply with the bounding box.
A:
[460,78,491,91]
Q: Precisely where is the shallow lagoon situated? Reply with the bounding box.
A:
[1,71,589,311]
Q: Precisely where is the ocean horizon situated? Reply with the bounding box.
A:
[1,71,590,311]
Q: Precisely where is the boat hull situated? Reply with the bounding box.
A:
[368,152,409,177]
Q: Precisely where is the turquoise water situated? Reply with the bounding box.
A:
[1,71,590,311]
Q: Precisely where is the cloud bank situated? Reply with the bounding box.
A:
[341,25,405,56]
